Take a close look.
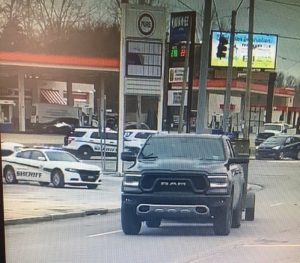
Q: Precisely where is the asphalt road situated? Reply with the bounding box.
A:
[4,160,300,263]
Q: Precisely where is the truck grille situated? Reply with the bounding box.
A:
[141,172,208,193]
[79,170,99,182]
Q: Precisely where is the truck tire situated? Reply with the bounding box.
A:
[232,193,243,228]
[245,192,255,221]
[78,146,93,160]
[213,196,233,236]
[121,204,141,235]
[146,219,161,228]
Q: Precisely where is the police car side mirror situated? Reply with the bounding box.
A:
[38,156,46,161]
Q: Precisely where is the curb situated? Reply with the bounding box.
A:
[4,207,121,226]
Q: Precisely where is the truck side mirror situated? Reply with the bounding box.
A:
[121,151,136,162]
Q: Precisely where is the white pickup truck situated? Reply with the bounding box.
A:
[263,122,296,135]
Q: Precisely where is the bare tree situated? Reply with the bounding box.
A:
[275,72,285,88]
[285,75,299,88]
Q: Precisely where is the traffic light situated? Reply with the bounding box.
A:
[216,35,228,59]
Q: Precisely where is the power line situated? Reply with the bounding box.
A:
[236,0,245,12]
[278,35,300,41]
[176,0,194,11]
[278,55,300,64]
[213,0,221,31]
[261,0,300,8]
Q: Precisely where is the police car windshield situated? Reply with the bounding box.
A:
[45,151,79,162]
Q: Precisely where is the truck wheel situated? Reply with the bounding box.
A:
[245,192,255,221]
[78,146,93,160]
[213,196,233,236]
[146,219,161,228]
[121,204,141,235]
[232,194,243,228]
[51,170,65,188]
[4,166,18,184]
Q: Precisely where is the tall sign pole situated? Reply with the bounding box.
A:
[243,0,254,139]
[168,12,196,133]
[117,4,166,176]
[186,12,196,133]
[223,10,236,133]
[196,0,212,134]
[0,133,6,263]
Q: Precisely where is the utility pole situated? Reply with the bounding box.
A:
[196,0,212,134]
[243,0,255,139]
[178,22,191,133]
[223,10,236,133]
[0,133,6,263]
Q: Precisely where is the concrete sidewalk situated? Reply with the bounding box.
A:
[3,175,122,225]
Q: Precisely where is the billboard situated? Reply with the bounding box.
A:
[210,31,278,69]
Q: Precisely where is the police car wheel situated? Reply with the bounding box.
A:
[4,167,18,184]
[51,170,65,188]
[79,146,93,160]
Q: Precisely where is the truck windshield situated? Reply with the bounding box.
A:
[139,137,225,161]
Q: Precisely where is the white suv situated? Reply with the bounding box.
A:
[124,129,158,155]
[63,128,118,159]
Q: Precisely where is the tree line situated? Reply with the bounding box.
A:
[0,0,121,57]
[0,0,299,90]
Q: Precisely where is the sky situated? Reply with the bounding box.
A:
[141,0,300,80]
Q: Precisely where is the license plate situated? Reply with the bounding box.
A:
[88,176,95,179]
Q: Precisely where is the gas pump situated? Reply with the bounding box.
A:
[0,100,16,132]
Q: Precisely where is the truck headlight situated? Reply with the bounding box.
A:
[272,146,281,150]
[122,173,142,193]
[207,175,229,194]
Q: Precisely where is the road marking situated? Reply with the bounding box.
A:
[88,230,122,238]
[270,202,283,207]
[244,244,300,248]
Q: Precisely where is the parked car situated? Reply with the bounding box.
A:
[124,122,150,130]
[254,131,276,146]
[2,148,102,189]
[255,134,300,160]
[63,127,118,159]
[263,122,294,135]
[34,117,79,135]
[1,141,24,157]
[121,134,253,236]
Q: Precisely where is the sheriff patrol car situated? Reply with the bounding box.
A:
[2,148,102,189]
[63,128,118,159]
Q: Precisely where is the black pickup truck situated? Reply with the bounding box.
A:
[121,134,254,236]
